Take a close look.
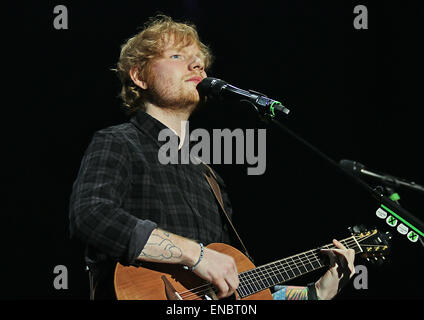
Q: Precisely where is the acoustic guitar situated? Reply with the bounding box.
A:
[114,227,391,300]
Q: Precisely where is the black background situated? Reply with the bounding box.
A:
[3,1,423,301]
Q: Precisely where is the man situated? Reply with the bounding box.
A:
[69,15,355,300]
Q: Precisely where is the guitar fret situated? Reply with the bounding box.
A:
[270,275,279,285]
[262,268,273,288]
[270,262,285,285]
[247,269,262,291]
[236,234,369,298]
[269,262,285,283]
[240,266,277,296]
[308,250,324,269]
[282,259,296,278]
[296,255,308,274]
[343,237,361,253]
[239,274,251,296]
[311,258,322,269]
[261,262,283,286]
[251,270,265,291]
[302,252,315,271]
[271,263,286,283]
[276,260,290,280]
[244,271,257,294]
[237,285,247,298]
[289,257,303,276]
[115,232,386,300]
[259,272,269,289]
[278,266,289,282]
[270,270,278,286]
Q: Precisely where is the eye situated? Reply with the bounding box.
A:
[170,54,182,59]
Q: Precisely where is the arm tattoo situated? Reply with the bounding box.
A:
[139,232,182,261]
[285,286,309,300]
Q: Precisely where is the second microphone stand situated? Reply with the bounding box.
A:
[248,101,424,248]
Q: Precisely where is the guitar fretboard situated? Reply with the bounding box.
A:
[236,236,362,298]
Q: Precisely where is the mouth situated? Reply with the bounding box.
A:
[185,76,203,84]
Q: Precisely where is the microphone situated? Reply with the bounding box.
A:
[197,77,290,116]
[339,159,424,193]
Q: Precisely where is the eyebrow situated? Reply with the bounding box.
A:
[164,47,205,61]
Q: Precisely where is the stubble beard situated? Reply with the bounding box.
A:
[145,73,200,114]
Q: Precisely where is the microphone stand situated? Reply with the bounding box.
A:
[251,104,424,248]
[360,169,424,194]
[375,186,401,206]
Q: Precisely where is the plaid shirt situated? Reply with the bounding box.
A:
[69,111,233,273]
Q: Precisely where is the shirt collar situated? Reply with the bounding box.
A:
[130,110,181,148]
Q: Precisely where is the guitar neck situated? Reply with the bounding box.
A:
[236,235,362,299]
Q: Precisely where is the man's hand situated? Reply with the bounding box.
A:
[137,228,239,299]
[315,239,355,300]
[192,247,239,299]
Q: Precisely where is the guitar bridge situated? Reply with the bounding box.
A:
[161,275,183,300]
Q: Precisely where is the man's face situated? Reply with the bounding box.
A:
[144,39,207,112]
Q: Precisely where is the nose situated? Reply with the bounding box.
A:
[189,55,205,73]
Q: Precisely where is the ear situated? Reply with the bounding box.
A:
[129,66,148,90]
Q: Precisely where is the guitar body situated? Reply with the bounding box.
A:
[114,228,390,300]
[114,243,273,300]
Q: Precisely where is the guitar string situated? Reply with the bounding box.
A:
[178,235,377,300]
[178,238,360,300]
[178,236,368,300]
[237,232,381,283]
[179,232,383,300]
[236,240,385,282]
[178,249,343,300]
[178,236,361,297]
[179,245,339,300]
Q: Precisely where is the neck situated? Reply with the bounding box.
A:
[236,235,362,299]
[145,103,192,149]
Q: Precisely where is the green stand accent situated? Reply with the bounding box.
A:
[389,193,401,202]
[269,101,282,118]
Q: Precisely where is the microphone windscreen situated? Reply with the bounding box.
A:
[339,159,365,173]
[196,77,227,98]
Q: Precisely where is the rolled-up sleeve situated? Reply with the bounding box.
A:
[69,131,156,265]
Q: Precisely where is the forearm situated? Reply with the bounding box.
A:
[138,229,240,299]
[285,286,309,300]
[137,228,201,267]
[273,285,312,300]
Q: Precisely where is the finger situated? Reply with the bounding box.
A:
[214,278,230,299]
[221,263,239,295]
[330,249,350,271]
[226,258,239,290]
[346,248,356,274]
[225,273,239,296]
[333,239,347,250]
[233,260,239,274]
[329,248,356,277]
[320,249,337,268]
[332,240,356,275]
[232,261,240,286]
[332,252,355,286]
[328,248,354,263]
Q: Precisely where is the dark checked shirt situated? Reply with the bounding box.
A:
[69,111,234,296]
